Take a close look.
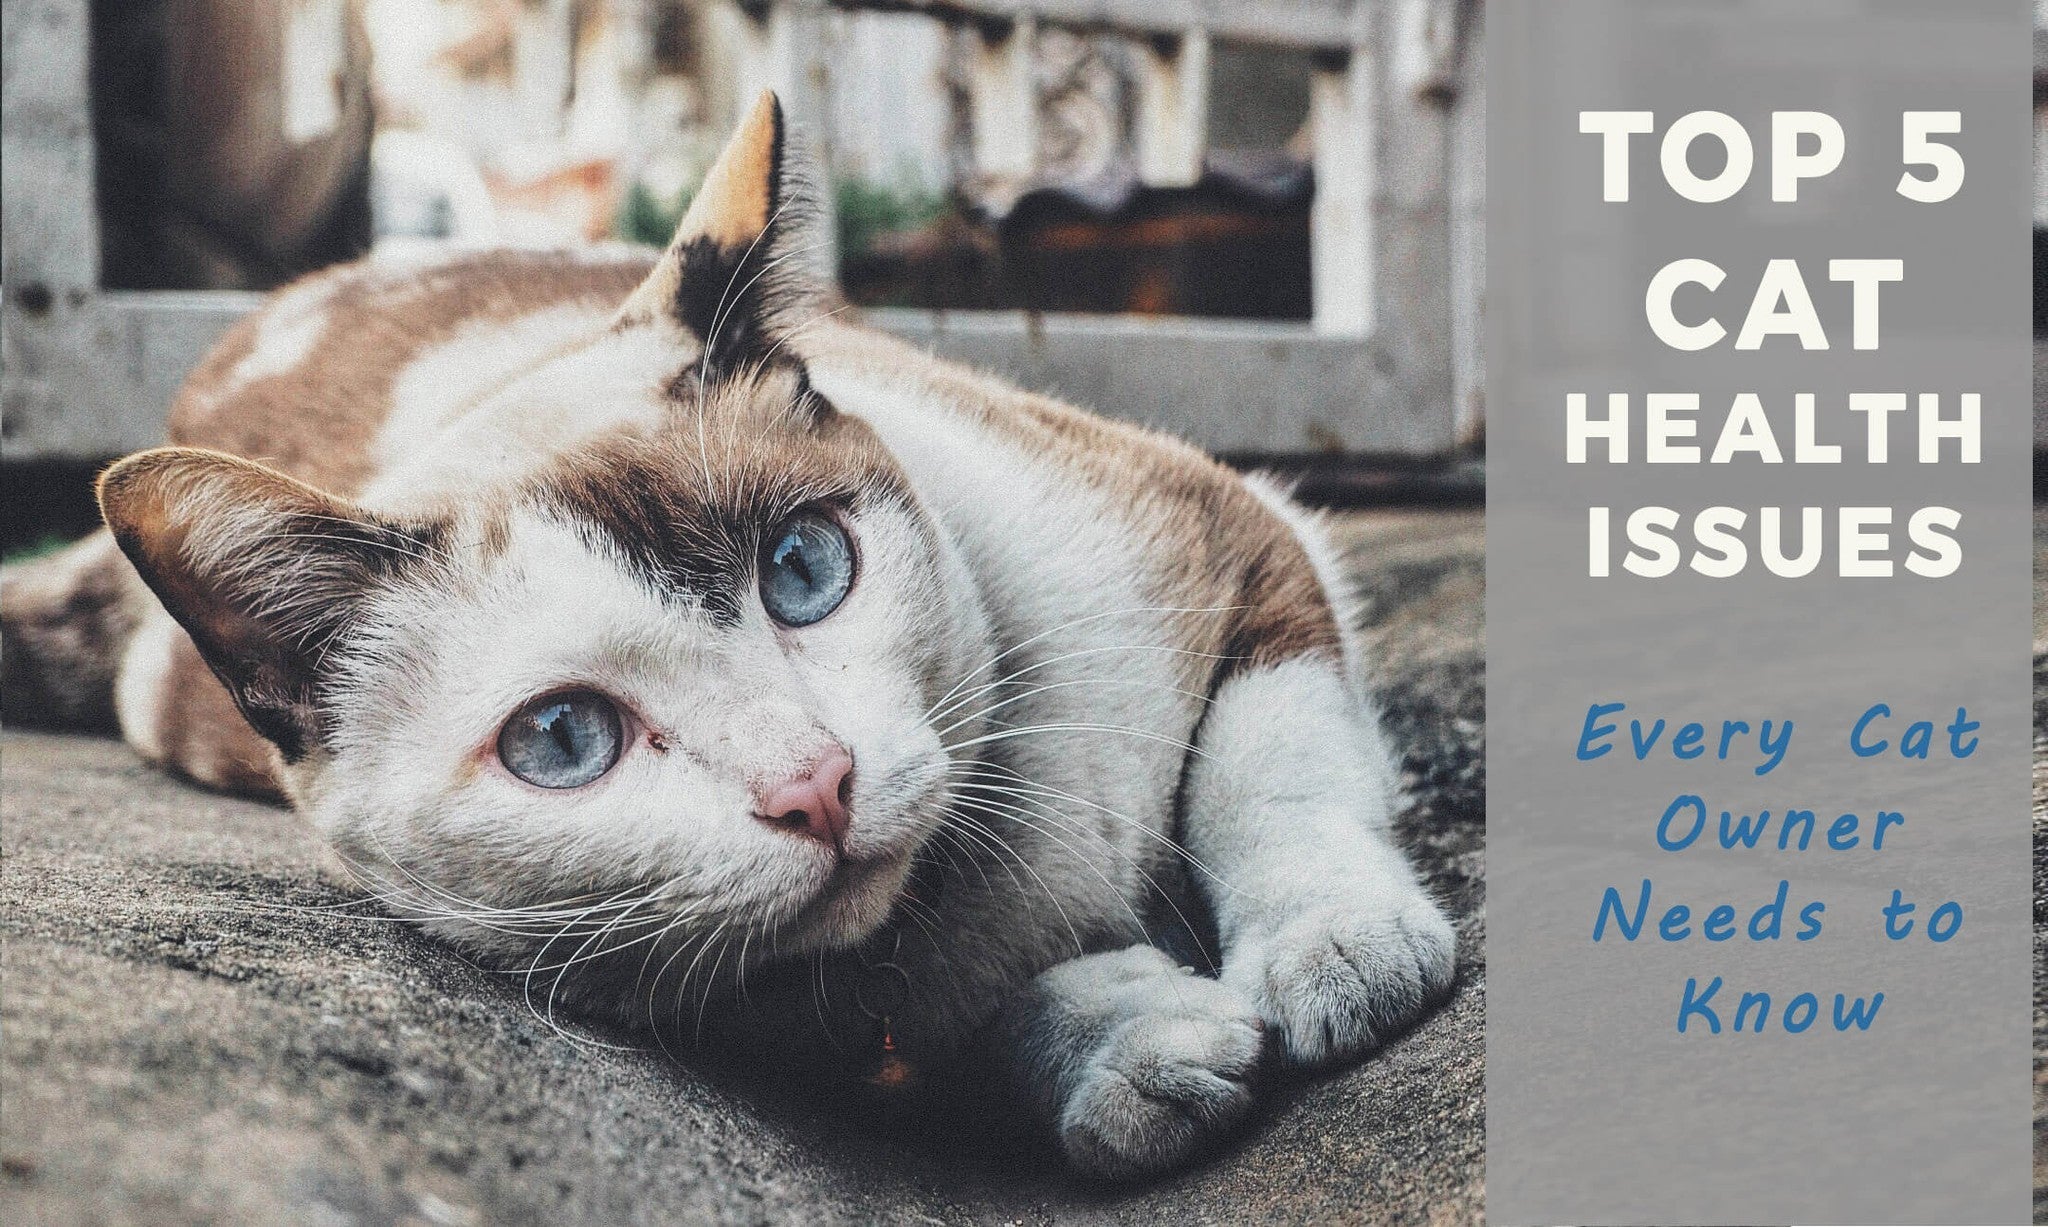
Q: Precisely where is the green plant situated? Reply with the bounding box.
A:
[834,178,948,261]
[3,535,77,565]
[618,180,693,247]
[617,173,950,262]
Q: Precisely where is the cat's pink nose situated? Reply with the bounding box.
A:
[756,746,853,850]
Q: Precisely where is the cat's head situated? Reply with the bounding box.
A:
[98,95,996,996]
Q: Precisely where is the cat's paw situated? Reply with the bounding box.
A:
[1226,895,1456,1068]
[1055,981,1264,1181]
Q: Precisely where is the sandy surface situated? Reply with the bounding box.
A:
[0,509,1486,1226]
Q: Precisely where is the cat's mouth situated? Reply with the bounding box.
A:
[790,844,918,948]
[774,760,950,950]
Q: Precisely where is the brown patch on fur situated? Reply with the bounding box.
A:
[797,319,1344,686]
[531,364,913,622]
[169,250,653,496]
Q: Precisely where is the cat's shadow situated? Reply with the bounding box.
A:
[648,951,1473,1199]
[668,1042,1298,1199]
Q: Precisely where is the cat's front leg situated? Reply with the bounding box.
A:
[1182,655,1456,1068]
[994,943,1265,1180]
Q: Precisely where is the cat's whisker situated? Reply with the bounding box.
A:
[931,809,1028,900]
[941,807,1085,958]
[928,823,996,896]
[663,916,732,1044]
[734,927,758,1012]
[942,721,1210,760]
[637,916,708,1063]
[894,891,944,948]
[810,949,834,1052]
[931,673,1216,741]
[949,772,1206,871]
[947,793,1159,948]
[920,604,1246,723]
[517,898,650,1052]
[332,834,612,924]
[892,864,970,1008]
[632,906,696,1002]
[524,891,678,985]
[756,303,852,380]
[926,644,1239,734]
[946,763,1257,903]
[333,845,656,935]
[692,926,741,1046]
[523,904,606,1036]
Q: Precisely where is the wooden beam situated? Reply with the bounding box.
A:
[1134,30,1210,188]
[0,294,1453,458]
[1447,0,1483,448]
[824,0,1366,53]
[1309,47,1375,337]
[2,0,105,457]
[723,0,840,270]
[968,16,1038,178]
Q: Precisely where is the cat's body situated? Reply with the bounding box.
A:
[0,96,1452,1179]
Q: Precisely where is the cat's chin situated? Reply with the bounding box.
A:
[794,846,919,951]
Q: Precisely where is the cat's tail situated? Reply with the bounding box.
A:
[1,530,146,732]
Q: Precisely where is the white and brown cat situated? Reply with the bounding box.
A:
[0,94,1452,1179]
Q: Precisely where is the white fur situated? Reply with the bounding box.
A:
[364,306,675,513]
[1180,656,1454,1066]
[114,608,182,763]
[220,273,345,396]
[309,494,989,969]
[1001,944,1263,1179]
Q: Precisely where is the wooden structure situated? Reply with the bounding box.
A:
[2,0,1485,460]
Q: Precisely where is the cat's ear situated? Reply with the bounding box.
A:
[98,448,441,761]
[617,90,823,375]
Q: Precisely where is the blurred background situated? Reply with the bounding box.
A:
[3,0,1456,553]
[3,1,1493,553]
[89,0,1335,317]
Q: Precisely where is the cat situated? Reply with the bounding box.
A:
[0,93,1454,1180]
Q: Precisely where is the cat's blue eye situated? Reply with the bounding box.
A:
[497,691,622,789]
[759,510,855,628]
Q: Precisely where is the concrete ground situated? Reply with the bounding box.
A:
[0,510,1486,1227]
[2031,508,2048,1225]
